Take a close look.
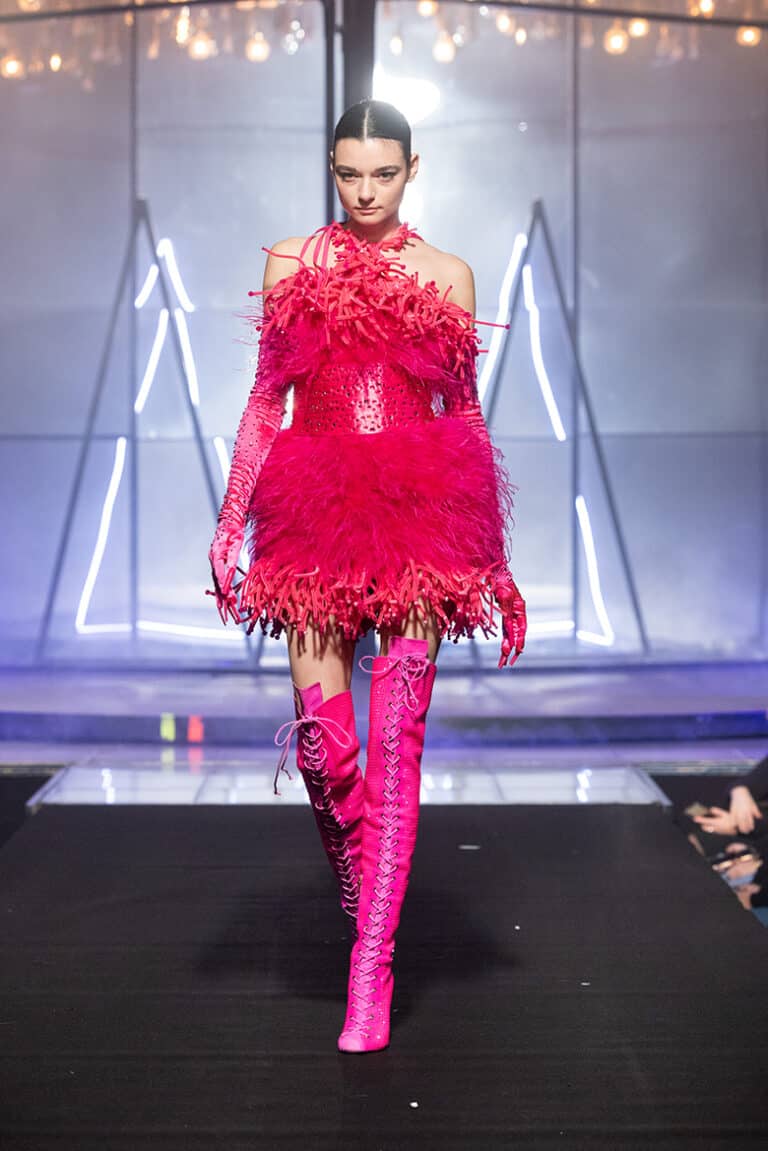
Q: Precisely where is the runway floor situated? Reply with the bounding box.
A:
[1,802,767,1149]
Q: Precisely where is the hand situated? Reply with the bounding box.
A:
[207,521,246,625]
[692,806,737,836]
[494,571,527,668]
[730,786,763,835]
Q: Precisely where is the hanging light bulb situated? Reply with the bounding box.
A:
[257,0,280,7]
[452,23,468,47]
[417,1,439,17]
[699,0,715,15]
[736,25,761,45]
[389,31,404,56]
[432,28,456,62]
[147,35,160,60]
[628,18,649,38]
[604,20,629,55]
[245,30,271,61]
[188,27,217,59]
[514,26,527,46]
[496,11,516,36]
[1,52,25,78]
[16,0,41,11]
[175,7,191,45]
[49,52,62,72]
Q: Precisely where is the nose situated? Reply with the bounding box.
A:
[358,178,374,204]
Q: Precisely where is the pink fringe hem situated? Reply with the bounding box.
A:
[236,558,508,643]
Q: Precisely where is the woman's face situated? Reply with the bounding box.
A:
[331,136,418,226]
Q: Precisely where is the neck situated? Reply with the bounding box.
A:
[342,215,403,246]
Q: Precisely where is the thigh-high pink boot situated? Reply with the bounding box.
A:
[274,684,364,926]
[337,636,436,1052]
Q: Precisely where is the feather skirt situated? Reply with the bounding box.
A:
[237,416,515,642]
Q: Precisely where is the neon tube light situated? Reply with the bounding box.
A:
[575,495,615,647]
[134,308,169,414]
[156,238,195,313]
[76,437,130,634]
[174,307,200,407]
[134,263,159,310]
[522,264,567,443]
[478,232,528,403]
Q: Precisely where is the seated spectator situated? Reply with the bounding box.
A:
[692,754,767,838]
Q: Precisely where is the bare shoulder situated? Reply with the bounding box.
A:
[263,236,307,290]
[409,238,475,315]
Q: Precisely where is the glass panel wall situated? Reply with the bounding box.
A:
[0,1,327,667]
[374,0,768,666]
[0,0,765,667]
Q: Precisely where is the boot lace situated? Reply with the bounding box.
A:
[342,651,429,1037]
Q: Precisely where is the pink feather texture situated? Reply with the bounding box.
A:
[224,222,518,641]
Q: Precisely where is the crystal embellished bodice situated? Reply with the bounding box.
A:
[247,220,484,437]
[291,358,436,435]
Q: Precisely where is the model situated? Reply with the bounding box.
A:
[208,100,527,1054]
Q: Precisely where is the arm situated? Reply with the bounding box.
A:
[726,756,767,833]
[207,247,296,622]
[444,260,527,668]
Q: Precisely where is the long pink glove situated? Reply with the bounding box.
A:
[446,352,527,667]
[207,343,286,624]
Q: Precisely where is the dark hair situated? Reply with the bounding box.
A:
[333,99,412,164]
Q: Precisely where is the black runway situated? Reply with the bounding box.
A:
[1,803,767,1149]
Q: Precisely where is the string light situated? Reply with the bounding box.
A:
[389,31,404,56]
[188,28,217,60]
[245,31,271,61]
[496,11,516,36]
[604,21,629,55]
[736,26,761,46]
[432,28,456,62]
[628,18,649,38]
[49,52,62,72]
[699,0,715,14]
[417,1,439,16]
[16,0,41,11]
[0,53,25,79]
[514,26,527,46]
[175,7,191,46]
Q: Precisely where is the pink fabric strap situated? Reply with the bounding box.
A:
[272,713,352,796]
[358,652,429,711]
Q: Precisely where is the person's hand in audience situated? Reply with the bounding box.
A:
[692,806,737,836]
[729,786,763,835]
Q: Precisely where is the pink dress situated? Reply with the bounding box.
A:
[235,220,515,642]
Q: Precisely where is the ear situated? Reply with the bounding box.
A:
[407,153,420,182]
[328,149,335,172]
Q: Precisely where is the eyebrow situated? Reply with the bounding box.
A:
[334,165,401,174]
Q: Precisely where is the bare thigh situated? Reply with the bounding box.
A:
[379,598,442,663]
[286,598,442,698]
[286,621,356,698]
